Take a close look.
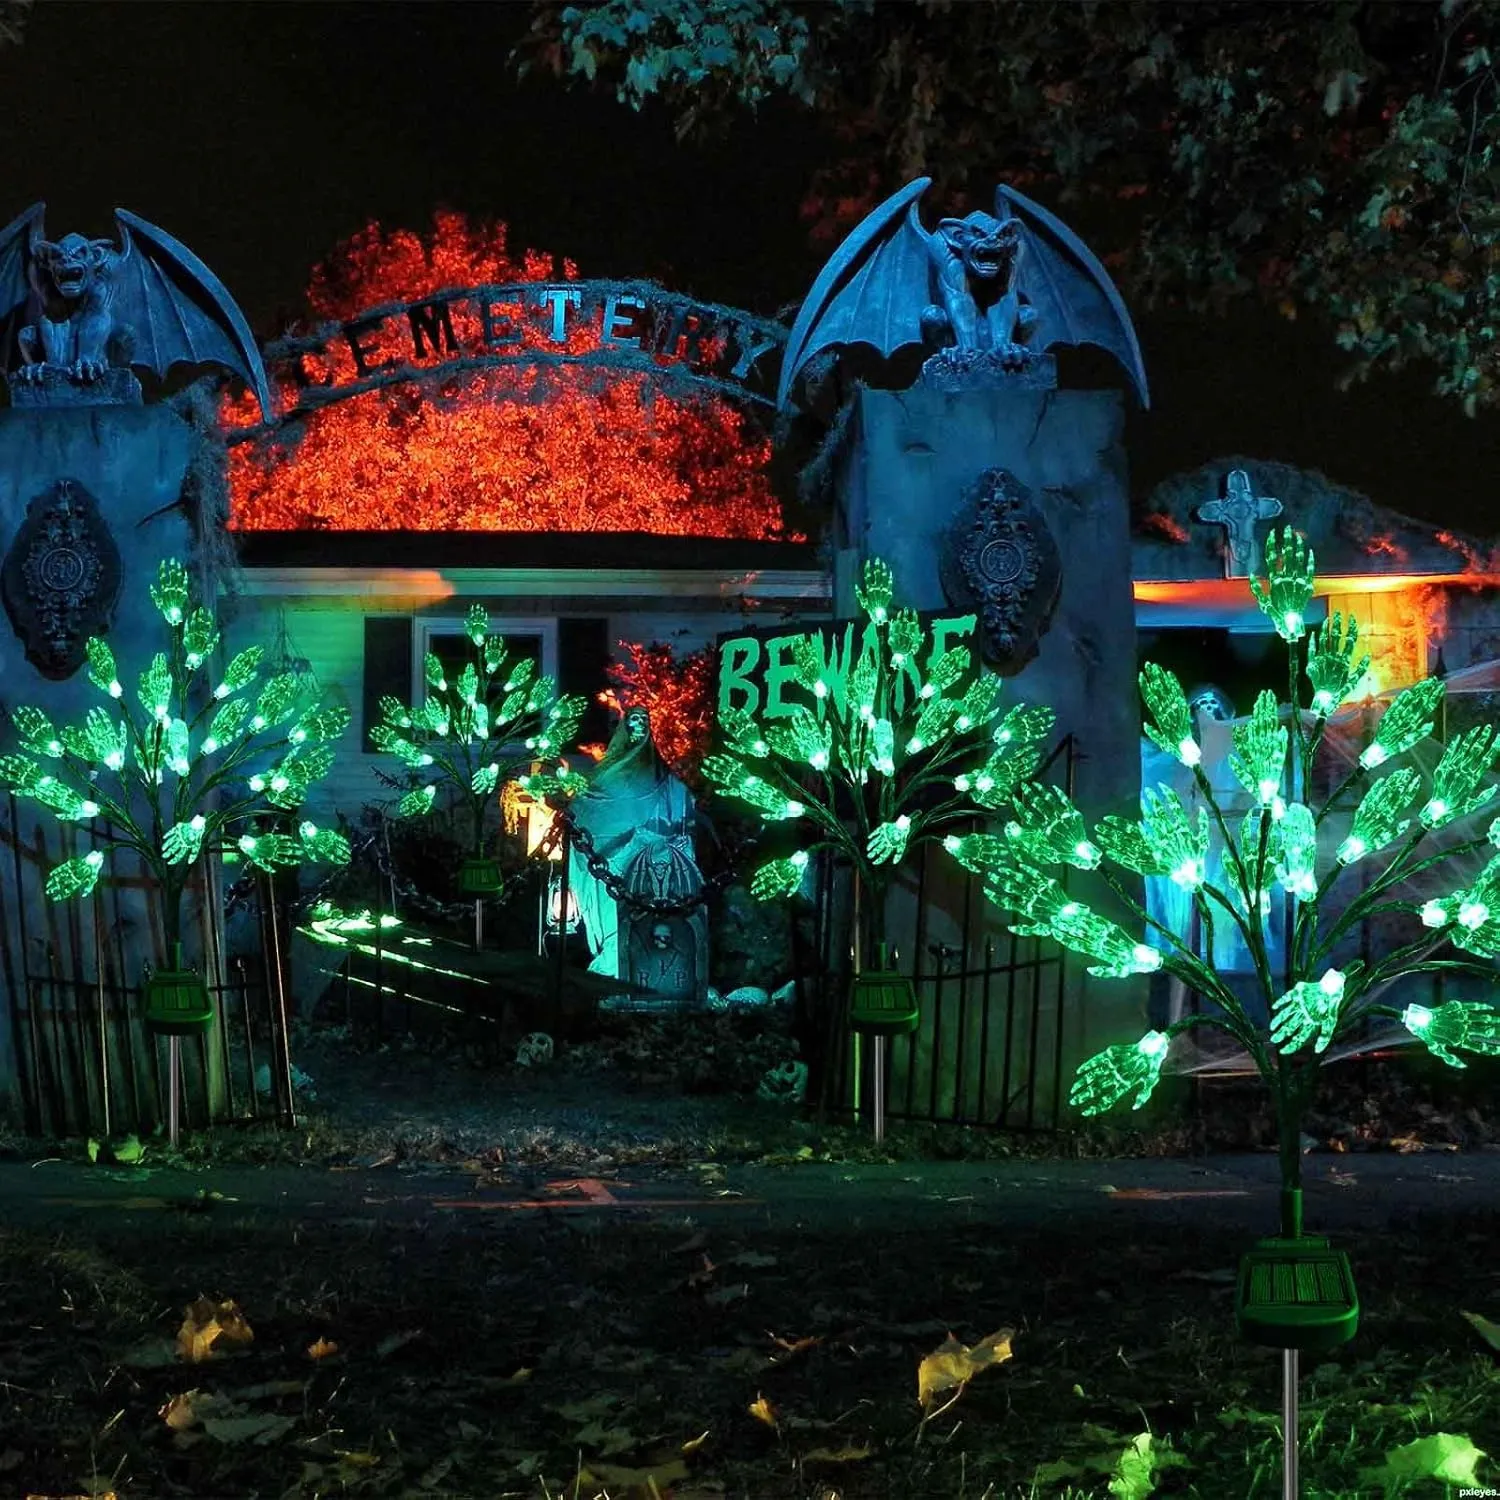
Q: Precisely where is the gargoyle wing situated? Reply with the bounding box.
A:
[999,184,1150,409]
[777,177,934,409]
[111,209,274,422]
[0,202,44,369]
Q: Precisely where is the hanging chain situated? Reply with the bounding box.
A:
[225,797,747,924]
[543,800,743,917]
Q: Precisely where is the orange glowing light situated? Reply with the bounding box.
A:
[1141,512,1191,544]
[607,641,718,787]
[226,212,792,539]
[1362,533,1409,563]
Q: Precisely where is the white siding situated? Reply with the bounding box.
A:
[227,600,383,823]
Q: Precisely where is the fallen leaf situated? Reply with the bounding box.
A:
[728,1251,778,1268]
[1359,1432,1487,1489]
[748,1393,778,1430]
[306,1336,339,1361]
[160,1391,201,1431]
[583,1457,690,1494]
[374,1328,422,1358]
[202,1411,296,1445]
[769,1332,822,1360]
[176,1297,254,1363]
[499,1365,533,1385]
[687,1253,718,1288]
[705,1282,749,1307]
[682,1430,710,1454]
[917,1327,1015,1408]
[1462,1309,1500,1354]
[802,1444,873,1464]
[333,1449,380,1467]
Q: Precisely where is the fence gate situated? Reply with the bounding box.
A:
[0,799,297,1138]
[809,736,1076,1132]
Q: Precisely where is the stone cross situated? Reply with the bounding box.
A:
[1195,469,1283,578]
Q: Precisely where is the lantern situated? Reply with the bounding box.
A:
[458,856,504,895]
[142,944,213,1035]
[848,963,919,1036]
[1235,1235,1359,1352]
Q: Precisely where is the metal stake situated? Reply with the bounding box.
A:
[167,1036,181,1147]
[1282,1348,1298,1499]
[872,1035,886,1143]
[94,898,110,1139]
[474,897,483,952]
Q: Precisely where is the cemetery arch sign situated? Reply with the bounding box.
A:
[227,279,787,443]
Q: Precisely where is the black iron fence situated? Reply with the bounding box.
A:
[811,735,1077,1132]
[1,797,297,1137]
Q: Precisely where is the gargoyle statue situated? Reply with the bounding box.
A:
[0,203,272,420]
[777,177,1148,409]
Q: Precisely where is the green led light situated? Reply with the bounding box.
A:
[1421,724,1499,829]
[1139,662,1200,768]
[1270,967,1348,1055]
[1069,1030,1171,1115]
[1360,676,1445,769]
[1336,768,1421,865]
[1306,611,1369,716]
[1249,526,1315,642]
[1229,691,1288,807]
[149,558,190,627]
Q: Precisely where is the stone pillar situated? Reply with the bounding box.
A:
[835,385,1145,1120]
[0,403,216,1129]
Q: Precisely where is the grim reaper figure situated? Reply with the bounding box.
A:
[568,706,707,1008]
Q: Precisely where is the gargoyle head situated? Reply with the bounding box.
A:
[936,211,1022,283]
[31,232,114,303]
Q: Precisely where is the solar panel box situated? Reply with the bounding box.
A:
[1235,1236,1359,1353]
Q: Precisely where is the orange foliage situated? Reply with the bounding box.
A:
[227,212,789,538]
[606,642,718,787]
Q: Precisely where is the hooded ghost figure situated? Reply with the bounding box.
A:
[567,706,700,992]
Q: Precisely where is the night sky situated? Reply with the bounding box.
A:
[3,1,1497,535]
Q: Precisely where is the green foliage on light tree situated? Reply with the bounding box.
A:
[701,556,1055,956]
[369,603,586,857]
[944,525,1500,1189]
[525,0,1500,413]
[0,559,352,948]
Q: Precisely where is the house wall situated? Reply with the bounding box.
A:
[226,574,831,827]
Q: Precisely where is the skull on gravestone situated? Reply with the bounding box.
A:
[757,1059,809,1104]
[515,1032,554,1068]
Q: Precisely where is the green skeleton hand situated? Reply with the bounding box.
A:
[1068,1031,1171,1115]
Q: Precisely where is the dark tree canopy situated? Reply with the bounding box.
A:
[0,0,26,48]
[522,1,1500,414]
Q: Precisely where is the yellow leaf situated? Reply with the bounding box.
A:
[176,1297,254,1363]
[583,1457,690,1495]
[748,1393,779,1430]
[917,1327,1015,1408]
[770,1332,821,1357]
[306,1336,339,1360]
[682,1430,710,1453]
[802,1444,873,1464]
[499,1365,533,1385]
[160,1390,202,1430]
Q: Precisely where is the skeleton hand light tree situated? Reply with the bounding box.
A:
[369,603,585,889]
[0,558,352,973]
[702,556,1056,972]
[946,526,1500,1227]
